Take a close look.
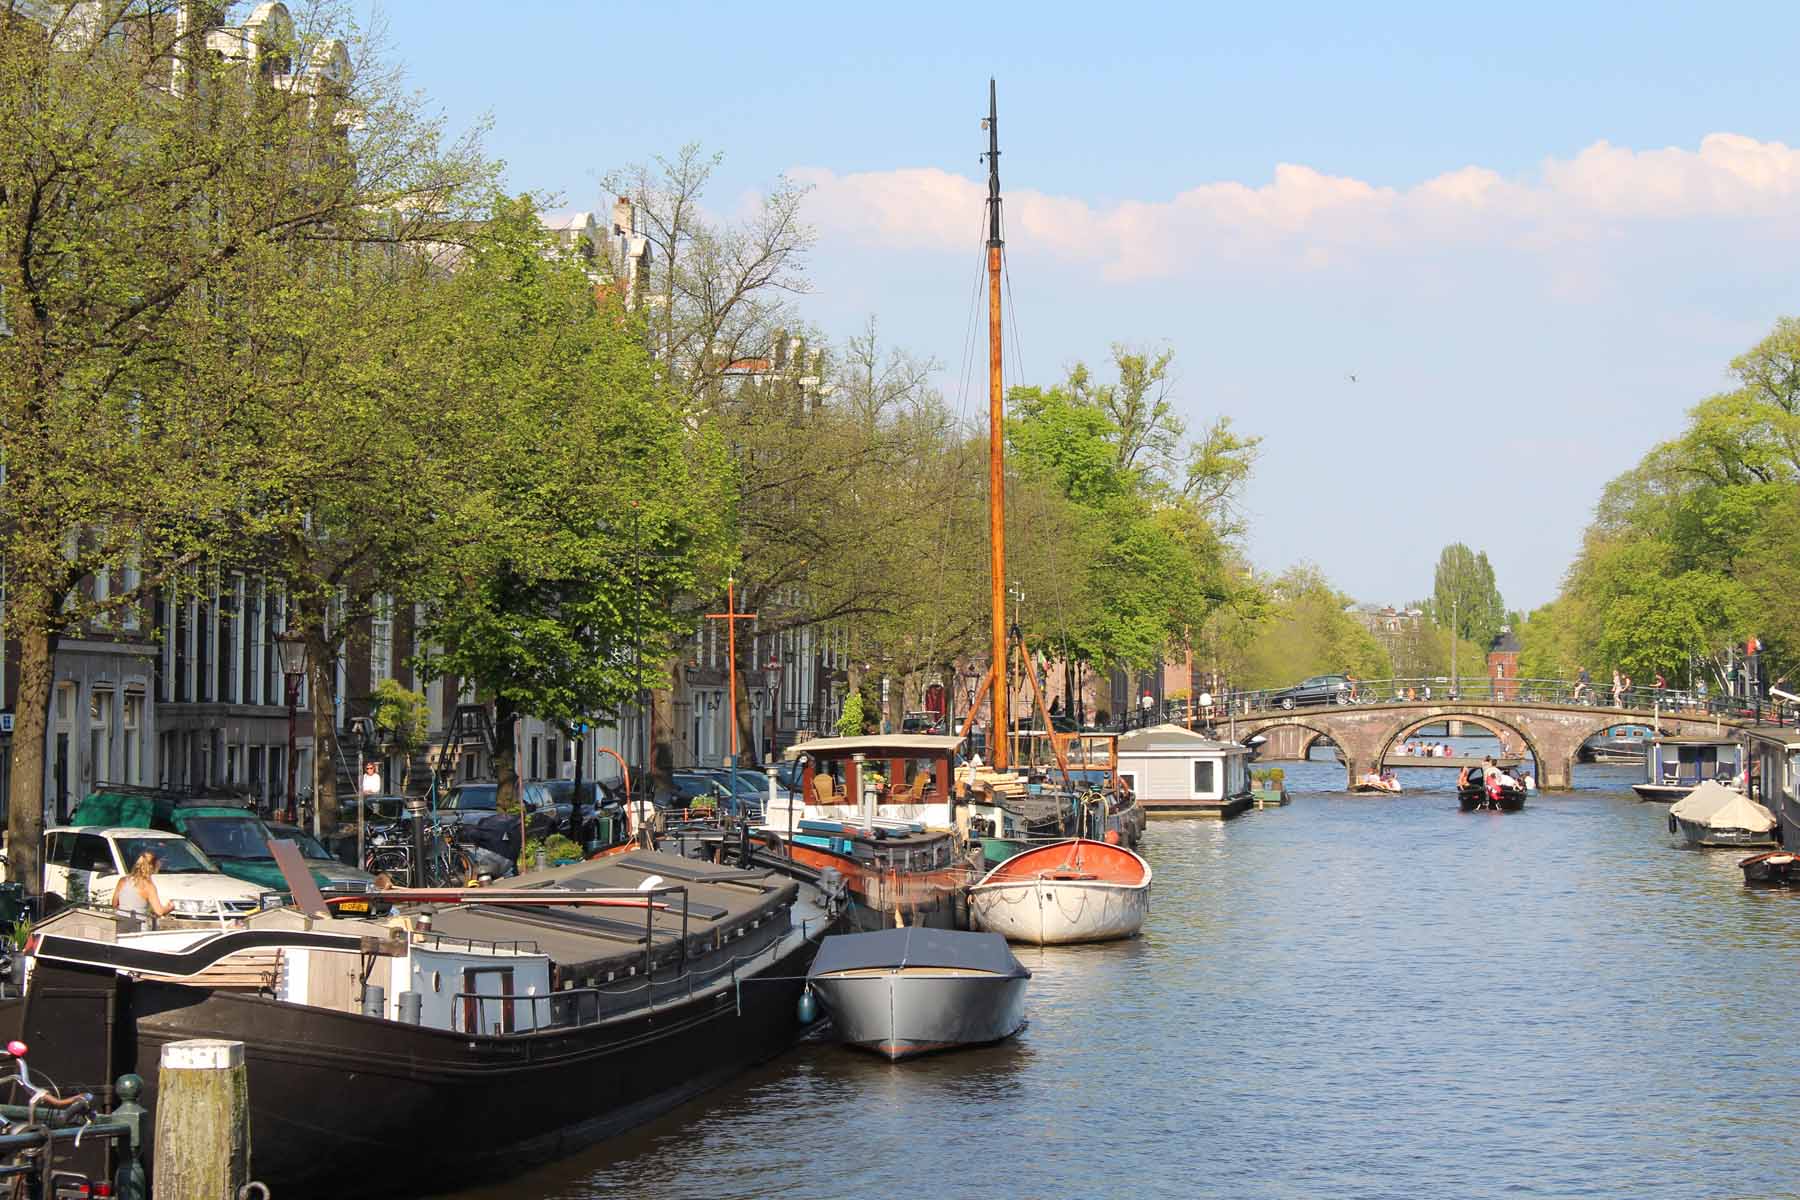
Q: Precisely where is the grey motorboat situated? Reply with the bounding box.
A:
[806,927,1029,1060]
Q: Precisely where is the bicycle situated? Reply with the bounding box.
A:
[0,1038,101,1199]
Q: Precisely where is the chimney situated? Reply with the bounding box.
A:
[611,196,632,237]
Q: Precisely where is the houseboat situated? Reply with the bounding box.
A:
[758,734,985,930]
[1632,735,1744,801]
[1116,723,1254,819]
[1580,723,1654,764]
[3,849,833,1197]
[1738,724,1800,846]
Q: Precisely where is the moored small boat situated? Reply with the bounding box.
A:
[806,928,1029,1060]
[968,838,1151,945]
[1667,780,1778,848]
[1739,849,1800,887]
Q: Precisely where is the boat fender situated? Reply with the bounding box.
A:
[797,987,818,1025]
[1668,813,1678,835]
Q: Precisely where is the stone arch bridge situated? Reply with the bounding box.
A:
[1234,701,1742,790]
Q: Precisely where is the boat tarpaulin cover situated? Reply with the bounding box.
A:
[1701,793,1778,833]
[809,928,1028,980]
[1669,780,1740,822]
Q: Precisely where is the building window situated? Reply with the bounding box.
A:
[218,575,240,704]
[120,552,141,631]
[122,692,144,784]
[370,594,394,684]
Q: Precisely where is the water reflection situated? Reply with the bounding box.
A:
[443,759,1799,1200]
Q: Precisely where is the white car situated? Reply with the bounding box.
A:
[43,826,281,921]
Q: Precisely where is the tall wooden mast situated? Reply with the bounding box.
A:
[984,79,1008,769]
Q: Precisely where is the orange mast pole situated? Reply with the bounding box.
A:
[706,578,757,765]
[985,78,1009,770]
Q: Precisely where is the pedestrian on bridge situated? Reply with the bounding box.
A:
[1575,666,1592,703]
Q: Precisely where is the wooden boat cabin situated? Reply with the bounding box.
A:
[1116,723,1253,820]
[780,734,964,827]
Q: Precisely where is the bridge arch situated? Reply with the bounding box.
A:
[1375,712,1545,780]
[1245,719,1336,762]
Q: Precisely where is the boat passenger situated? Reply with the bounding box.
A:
[113,852,174,925]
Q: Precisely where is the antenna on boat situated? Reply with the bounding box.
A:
[984,78,1009,770]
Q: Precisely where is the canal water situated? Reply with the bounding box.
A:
[450,750,1798,1200]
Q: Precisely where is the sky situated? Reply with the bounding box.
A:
[378,0,1800,611]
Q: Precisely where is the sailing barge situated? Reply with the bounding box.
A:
[5,850,833,1196]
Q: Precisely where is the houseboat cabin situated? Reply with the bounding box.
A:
[1741,725,1800,846]
[1116,723,1253,820]
[1632,735,1744,802]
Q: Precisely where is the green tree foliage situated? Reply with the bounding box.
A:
[1430,544,1506,649]
[835,689,865,738]
[0,2,481,882]
[1005,347,1259,675]
[1526,316,1800,689]
[1235,565,1390,688]
[418,199,730,810]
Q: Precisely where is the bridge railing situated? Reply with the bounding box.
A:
[1113,677,1796,728]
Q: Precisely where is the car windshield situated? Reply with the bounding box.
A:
[446,786,498,812]
[347,796,404,823]
[672,776,714,797]
[119,837,215,875]
[182,816,276,861]
[722,775,767,797]
[266,827,331,860]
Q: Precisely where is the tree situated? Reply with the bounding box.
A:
[1235,565,1390,687]
[419,198,730,812]
[0,3,476,885]
[835,689,864,738]
[1430,544,1505,650]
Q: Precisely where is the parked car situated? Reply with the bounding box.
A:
[69,788,372,904]
[900,710,947,734]
[1266,674,1352,710]
[536,779,629,841]
[42,826,280,920]
[664,772,733,811]
[438,782,559,840]
[262,823,381,911]
[694,768,783,816]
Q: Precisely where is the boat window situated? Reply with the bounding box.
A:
[1193,760,1217,797]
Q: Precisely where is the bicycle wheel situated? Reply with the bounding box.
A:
[449,848,477,883]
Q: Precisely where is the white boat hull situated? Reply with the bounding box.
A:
[969,878,1149,945]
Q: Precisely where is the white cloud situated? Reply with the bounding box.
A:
[791,133,1800,281]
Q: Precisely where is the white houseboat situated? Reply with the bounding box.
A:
[1116,723,1253,819]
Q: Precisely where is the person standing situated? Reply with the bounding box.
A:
[1575,666,1592,703]
[113,852,174,925]
[1610,668,1623,708]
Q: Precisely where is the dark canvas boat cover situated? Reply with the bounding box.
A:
[809,928,1028,979]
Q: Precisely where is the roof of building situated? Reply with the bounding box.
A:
[1489,628,1522,653]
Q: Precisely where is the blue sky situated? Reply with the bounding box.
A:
[382,1,1800,610]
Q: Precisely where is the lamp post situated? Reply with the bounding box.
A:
[275,628,307,825]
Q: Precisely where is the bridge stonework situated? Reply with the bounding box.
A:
[1235,702,1739,791]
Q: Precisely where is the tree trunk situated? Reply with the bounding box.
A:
[6,621,55,891]
[649,665,677,793]
[494,695,520,812]
[307,641,337,835]
[733,656,755,766]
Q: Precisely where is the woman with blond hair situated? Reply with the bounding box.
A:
[112,852,174,923]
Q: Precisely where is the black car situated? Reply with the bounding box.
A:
[1266,674,1352,710]
[536,779,627,837]
[662,772,732,811]
[439,783,560,840]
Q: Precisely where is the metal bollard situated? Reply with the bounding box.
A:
[111,1073,148,1200]
[397,990,422,1024]
[362,982,385,1018]
[152,1039,250,1200]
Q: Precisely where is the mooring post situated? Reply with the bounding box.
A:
[111,1072,149,1200]
[152,1039,250,1199]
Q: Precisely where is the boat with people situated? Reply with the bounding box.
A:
[1457,761,1527,812]
[1352,770,1403,795]
[1632,734,1744,801]
[968,838,1152,945]
[1666,780,1778,848]
[3,848,836,1197]
[805,927,1029,1060]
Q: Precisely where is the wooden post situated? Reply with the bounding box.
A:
[153,1039,250,1199]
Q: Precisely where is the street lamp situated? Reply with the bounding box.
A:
[275,628,307,824]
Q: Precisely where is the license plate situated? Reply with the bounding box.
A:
[336,900,371,914]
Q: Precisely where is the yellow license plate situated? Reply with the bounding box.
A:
[337,900,371,914]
